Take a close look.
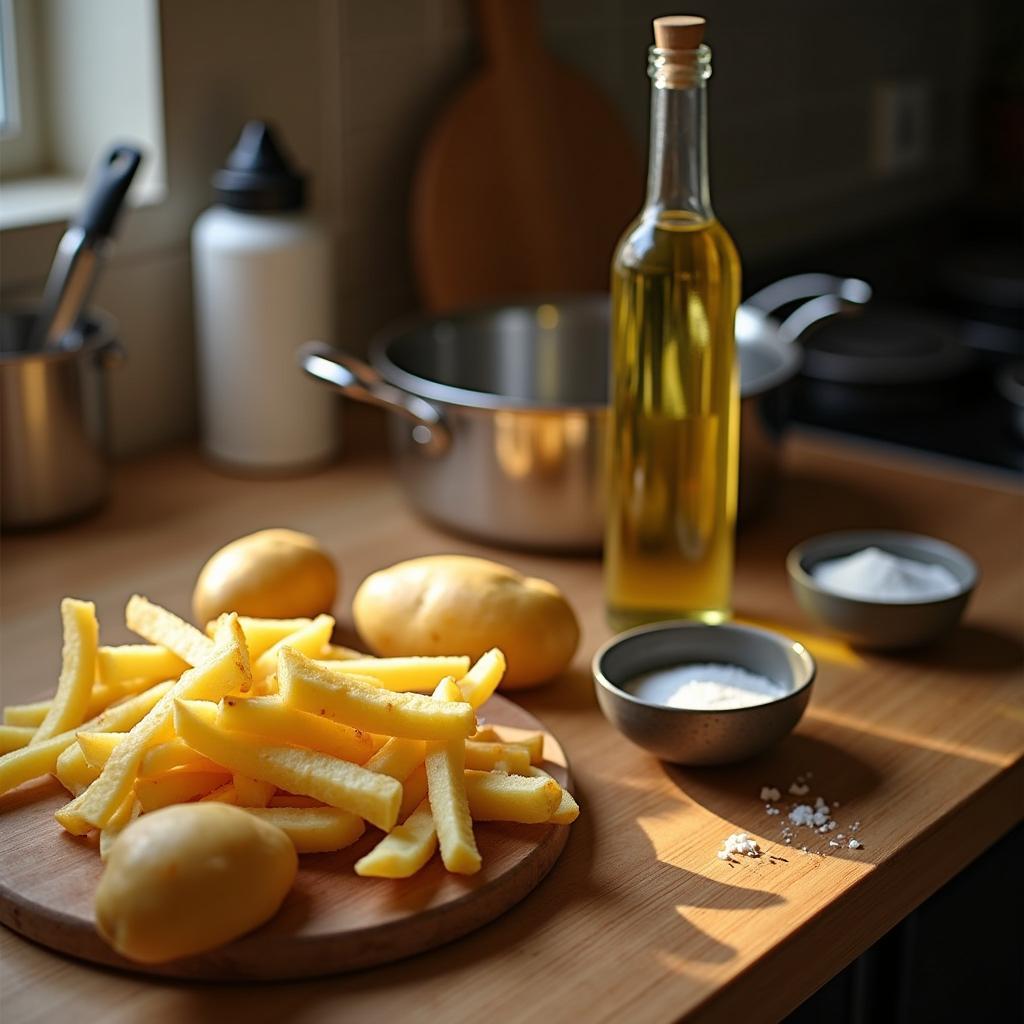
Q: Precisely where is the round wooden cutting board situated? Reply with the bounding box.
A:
[0,695,573,980]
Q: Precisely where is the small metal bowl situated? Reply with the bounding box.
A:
[787,530,978,650]
[592,622,816,766]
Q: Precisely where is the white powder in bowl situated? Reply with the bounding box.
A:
[626,663,789,710]
[811,546,961,603]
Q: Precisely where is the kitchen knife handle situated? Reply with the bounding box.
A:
[74,145,143,239]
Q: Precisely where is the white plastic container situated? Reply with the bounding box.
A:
[191,121,337,471]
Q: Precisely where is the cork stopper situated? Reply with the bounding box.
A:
[653,15,706,50]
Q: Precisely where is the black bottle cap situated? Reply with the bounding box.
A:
[212,121,305,211]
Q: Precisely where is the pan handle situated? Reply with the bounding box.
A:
[297,341,450,457]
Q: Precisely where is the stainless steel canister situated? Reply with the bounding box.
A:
[0,309,123,528]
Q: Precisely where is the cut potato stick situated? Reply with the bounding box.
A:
[526,766,580,824]
[84,675,158,717]
[173,699,401,831]
[200,781,238,803]
[456,649,506,710]
[75,731,123,770]
[354,799,437,879]
[11,676,156,730]
[126,595,215,667]
[399,762,428,820]
[216,694,374,764]
[313,656,471,692]
[253,615,335,684]
[280,649,476,741]
[477,725,544,765]
[97,644,189,688]
[244,806,366,853]
[99,796,141,862]
[31,599,99,744]
[464,740,530,774]
[135,770,230,812]
[55,742,100,795]
[319,643,366,661]
[464,769,561,823]
[3,701,50,728]
[268,793,324,808]
[232,774,275,807]
[55,620,250,834]
[364,737,426,782]
[0,725,34,754]
[138,738,223,778]
[0,681,172,797]
[424,676,480,875]
[206,616,312,659]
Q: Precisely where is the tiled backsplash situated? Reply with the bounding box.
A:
[0,0,996,455]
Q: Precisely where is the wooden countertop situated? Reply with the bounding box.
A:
[2,432,1022,1023]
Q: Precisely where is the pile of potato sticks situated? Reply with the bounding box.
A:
[0,597,577,877]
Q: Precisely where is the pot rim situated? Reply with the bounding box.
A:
[368,294,795,413]
[0,308,119,366]
[369,293,610,414]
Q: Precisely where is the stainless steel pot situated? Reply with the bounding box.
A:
[301,274,870,552]
[1,309,123,529]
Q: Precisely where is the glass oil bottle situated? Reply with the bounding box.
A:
[605,16,741,630]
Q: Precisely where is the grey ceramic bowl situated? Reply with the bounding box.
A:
[592,621,816,766]
[787,530,978,650]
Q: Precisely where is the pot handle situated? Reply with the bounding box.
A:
[297,341,450,457]
[744,274,873,344]
[744,274,873,317]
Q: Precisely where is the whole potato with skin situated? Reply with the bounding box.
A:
[193,528,337,626]
[353,555,579,689]
[95,802,297,964]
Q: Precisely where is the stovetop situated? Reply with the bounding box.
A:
[792,356,1024,476]
[746,211,1024,479]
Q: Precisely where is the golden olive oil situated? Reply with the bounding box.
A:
[605,210,740,630]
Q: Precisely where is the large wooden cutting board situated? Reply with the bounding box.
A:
[0,694,572,980]
[411,0,643,311]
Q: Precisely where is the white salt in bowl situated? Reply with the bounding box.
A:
[593,622,815,765]
[787,530,978,650]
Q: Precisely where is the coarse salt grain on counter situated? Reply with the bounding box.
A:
[719,833,761,859]
[760,786,781,802]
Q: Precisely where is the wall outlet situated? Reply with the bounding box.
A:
[871,79,931,177]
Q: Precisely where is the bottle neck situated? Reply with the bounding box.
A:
[643,45,713,220]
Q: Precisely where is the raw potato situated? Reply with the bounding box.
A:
[193,529,337,626]
[94,803,296,964]
[353,556,579,689]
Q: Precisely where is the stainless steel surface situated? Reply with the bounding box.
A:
[1,310,122,529]
[786,530,977,650]
[299,343,450,457]
[32,146,142,351]
[300,275,870,551]
[592,621,815,765]
[34,227,95,350]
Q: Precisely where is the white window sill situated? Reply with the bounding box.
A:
[0,172,166,230]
